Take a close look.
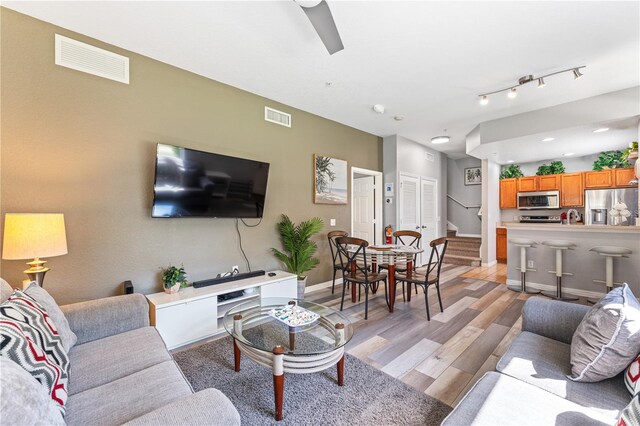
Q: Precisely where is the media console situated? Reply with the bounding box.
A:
[146,270,297,350]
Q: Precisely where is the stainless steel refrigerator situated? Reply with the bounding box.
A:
[585,188,639,226]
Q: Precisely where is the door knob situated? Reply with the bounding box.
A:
[415,226,420,230]
[422,226,427,229]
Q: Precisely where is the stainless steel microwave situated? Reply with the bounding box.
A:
[517,191,560,210]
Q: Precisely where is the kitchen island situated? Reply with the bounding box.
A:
[503,222,640,297]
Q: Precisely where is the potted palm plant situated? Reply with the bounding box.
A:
[161,265,188,294]
[271,214,324,300]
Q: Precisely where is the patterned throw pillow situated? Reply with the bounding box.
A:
[617,394,640,426]
[626,355,640,396]
[0,289,70,415]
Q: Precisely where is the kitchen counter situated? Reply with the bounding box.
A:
[504,223,640,298]
[502,222,640,233]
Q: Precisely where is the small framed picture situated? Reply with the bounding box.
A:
[464,167,482,185]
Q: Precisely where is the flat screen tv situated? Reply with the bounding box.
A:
[151,143,270,218]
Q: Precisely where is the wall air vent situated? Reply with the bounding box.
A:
[425,152,435,162]
[55,34,129,84]
[264,107,291,128]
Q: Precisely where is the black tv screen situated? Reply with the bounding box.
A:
[151,144,269,218]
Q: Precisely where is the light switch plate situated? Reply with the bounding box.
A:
[330,219,336,226]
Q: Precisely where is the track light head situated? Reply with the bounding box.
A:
[479,95,489,106]
[538,77,546,88]
[507,88,518,99]
[572,68,583,80]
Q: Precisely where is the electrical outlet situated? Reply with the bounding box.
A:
[527,260,534,268]
[231,265,239,275]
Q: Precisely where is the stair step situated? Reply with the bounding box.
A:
[447,230,457,238]
[444,254,482,267]
[447,248,481,257]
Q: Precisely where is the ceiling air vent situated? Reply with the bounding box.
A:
[55,34,129,84]
[265,107,291,128]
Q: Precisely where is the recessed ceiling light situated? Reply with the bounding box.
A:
[507,88,518,99]
[393,115,404,121]
[537,78,546,88]
[479,95,489,106]
[541,137,555,142]
[431,136,450,144]
[325,82,333,87]
[593,127,609,133]
[372,104,385,114]
[572,68,583,80]
[507,160,515,163]
[563,152,575,157]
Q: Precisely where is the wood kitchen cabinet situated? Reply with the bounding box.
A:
[517,177,537,192]
[500,179,518,209]
[496,227,507,264]
[584,170,613,188]
[560,173,584,207]
[614,168,636,187]
[537,174,560,191]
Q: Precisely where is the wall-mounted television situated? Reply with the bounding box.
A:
[151,143,270,218]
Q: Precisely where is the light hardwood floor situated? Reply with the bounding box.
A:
[306,262,530,407]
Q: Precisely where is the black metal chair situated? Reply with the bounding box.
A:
[327,230,349,294]
[395,237,448,321]
[336,237,388,320]
[379,230,422,298]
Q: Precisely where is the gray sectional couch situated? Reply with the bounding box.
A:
[1,290,240,425]
[443,297,631,425]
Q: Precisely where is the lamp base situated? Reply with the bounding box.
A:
[24,258,49,287]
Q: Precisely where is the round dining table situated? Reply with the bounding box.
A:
[346,244,423,312]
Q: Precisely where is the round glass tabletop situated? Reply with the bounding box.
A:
[223,297,353,355]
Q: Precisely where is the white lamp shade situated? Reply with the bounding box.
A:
[2,214,68,260]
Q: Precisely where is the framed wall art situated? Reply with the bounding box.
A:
[464,167,482,185]
[314,154,347,204]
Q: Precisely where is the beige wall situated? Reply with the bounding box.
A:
[0,9,382,304]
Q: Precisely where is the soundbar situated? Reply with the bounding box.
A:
[193,270,266,288]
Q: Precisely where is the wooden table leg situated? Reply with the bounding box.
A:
[233,314,243,372]
[350,261,357,303]
[337,354,344,386]
[388,263,396,313]
[406,259,413,302]
[273,345,285,421]
[371,258,378,294]
[289,327,295,351]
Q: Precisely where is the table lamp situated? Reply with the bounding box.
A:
[2,213,68,287]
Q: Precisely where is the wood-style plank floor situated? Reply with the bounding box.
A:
[305,262,530,407]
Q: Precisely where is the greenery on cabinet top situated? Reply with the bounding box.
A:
[499,164,524,179]
[536,161,565,176]
[592,150,631,171]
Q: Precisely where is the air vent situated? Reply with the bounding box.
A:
[265,107,291,128]
[55,34,129,84]
[425,152,435,162]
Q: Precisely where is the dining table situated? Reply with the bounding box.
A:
[346,244,423,313]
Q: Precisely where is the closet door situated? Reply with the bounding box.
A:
[399,173,420,234]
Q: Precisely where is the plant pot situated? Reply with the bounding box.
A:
[164,282,181,294]
[297,277,307,301]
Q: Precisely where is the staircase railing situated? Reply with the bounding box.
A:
[447,194,481,210]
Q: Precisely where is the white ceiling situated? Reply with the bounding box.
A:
[4,1,640,158]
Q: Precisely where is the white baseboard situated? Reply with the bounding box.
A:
[506,279,605,299]
[456,233,481,238]
[482,260,498,268]
[305,278,341,294]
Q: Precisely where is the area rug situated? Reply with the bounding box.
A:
[173,336,452,425]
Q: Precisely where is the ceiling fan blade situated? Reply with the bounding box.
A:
[299,0,344,55]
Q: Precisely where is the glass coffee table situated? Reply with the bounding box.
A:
[223,297,353,421]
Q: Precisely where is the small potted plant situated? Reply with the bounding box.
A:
[271,214,324,300]
[161,265,188,294]
[622,141,638,162]
[499,164,524,179]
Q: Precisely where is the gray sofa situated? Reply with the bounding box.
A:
[443,297,631,425]
[1,291,240,425]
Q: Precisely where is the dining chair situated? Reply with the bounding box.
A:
[378,230,422,296]
[395,237,448,321]
[327,230,349,294]
[336,237,388,320]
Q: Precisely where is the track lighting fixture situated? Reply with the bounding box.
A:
[478,65,585,105]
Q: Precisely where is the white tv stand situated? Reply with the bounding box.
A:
[146,270,297,350]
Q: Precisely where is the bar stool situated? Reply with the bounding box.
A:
[588,246,633,304]
[541,240,578,301]
[507,238,540,294]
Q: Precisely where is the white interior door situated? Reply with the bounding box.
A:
[353,175,375,242]
[399,173,420,236]
[420,177,438,265]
